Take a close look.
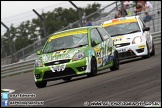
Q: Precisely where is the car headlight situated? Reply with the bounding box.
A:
[73,52,85,61]
[35,59,43,67]
[132,36,142,44]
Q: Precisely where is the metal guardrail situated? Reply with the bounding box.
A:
[1,31,161,77]
[1,59,35,77]
[152,31,161,44]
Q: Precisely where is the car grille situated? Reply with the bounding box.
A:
[118,50,136,59]
[43,68,76,80]
[45,59,71,66]
[115,43,130,48]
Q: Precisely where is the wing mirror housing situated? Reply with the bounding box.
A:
[36,50,41,55]
[143,27,150,32]
[92,40,99,47]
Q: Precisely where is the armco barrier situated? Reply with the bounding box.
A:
[1,31,161,77]
[1,59,35,77]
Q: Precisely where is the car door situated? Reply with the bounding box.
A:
[139,18,152,49]
[90,28,103,68]
[97,27,114,66]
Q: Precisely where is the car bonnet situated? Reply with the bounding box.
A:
[112,32,143,45]
[41,46,87,63]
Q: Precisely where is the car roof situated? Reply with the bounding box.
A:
[102,16,139,26]
[49,26,101,37]
[47,26,103,42]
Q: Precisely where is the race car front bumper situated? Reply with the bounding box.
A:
[116,42,148,60]
[34,58,87,82]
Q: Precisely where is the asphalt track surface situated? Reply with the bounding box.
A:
[1,44,161,107]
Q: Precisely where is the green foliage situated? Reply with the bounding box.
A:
[83,2,101,15]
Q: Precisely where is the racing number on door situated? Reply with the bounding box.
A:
[94,47,102,67]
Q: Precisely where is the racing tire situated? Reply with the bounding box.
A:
[63,77,72,81]
[150,42,155,56]
[110,51,120,71]
[35,81,47,88]
[142,43,150,59]
[87,57,97,77]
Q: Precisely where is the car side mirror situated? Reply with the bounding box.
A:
[36,50,41,55]
[143,27,150,32]
[92,40,99,47]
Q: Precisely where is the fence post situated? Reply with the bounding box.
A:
[1,38,6,58]
[121,1,125,17]
[69,1,83,27]
[33,9,47,41]
[22,50,25,61]
[1,22,14,63]
[116,1,118,11]
[33,42,36,53]
[15,52,18,62]
[152,18,155,32]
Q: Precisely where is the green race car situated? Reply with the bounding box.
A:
[34,26,119,88]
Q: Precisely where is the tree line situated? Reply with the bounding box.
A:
[1,3,101,58]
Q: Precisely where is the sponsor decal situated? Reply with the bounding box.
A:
[94,47,102,67]
[102,18,137,27]
[103,56,108,66]
[52,49,69,56]
[94,47,100,53]
[110,56,114,61]
[42,53,71,63]
[98,58,102,64]
[138,45,146,48]
[49,63,67,72]
[41,69,44,73]
[113,36,126,44]
[48,29,88,42]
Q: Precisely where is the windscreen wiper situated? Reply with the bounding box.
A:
[43,50,55,54]
[55,47,72,51]
[111,33,125,37]
[125,30,141,34]
[111,30,140,37]
[43,47,71,54]
[74,44,88,48]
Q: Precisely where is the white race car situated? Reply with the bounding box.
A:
[101,16,155,60]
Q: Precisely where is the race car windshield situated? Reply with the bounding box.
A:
[42,33,88,54]
[104,22,141,37]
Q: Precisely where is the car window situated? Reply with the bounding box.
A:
[73,34,88,45]
[42,33,88,54]
[138,18,143,28]
[138,18,146,28]
[90,28,102,44]
[97,27,110,40]
[104,22,141,37]
[139,17,146,28]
